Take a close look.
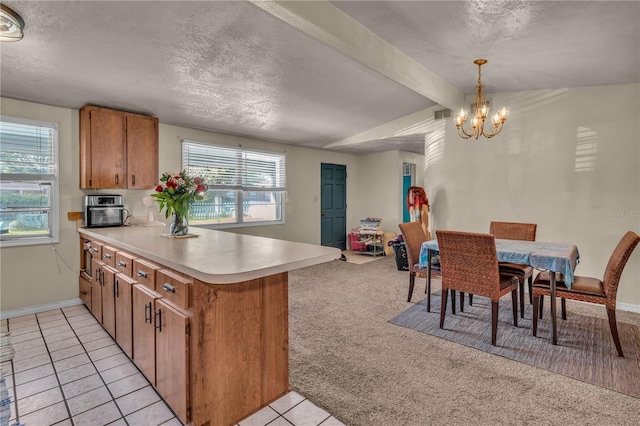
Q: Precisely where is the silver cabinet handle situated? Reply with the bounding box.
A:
[91,247,99,253]
[136,271,147,278]
[161,283,175,293]
[103,254,111,259]
[117,261,126,267]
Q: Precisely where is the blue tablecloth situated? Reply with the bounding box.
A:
[420,239,580,287]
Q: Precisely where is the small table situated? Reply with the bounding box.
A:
[420,238,580,345]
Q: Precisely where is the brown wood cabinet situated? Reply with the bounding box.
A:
[79,105,158,189]
[78,230,292,426]
[155,299,190,422]
[90,258,104,323]
[132,284,159,384]
[115,273,136,358]
[102,266,117,338]
[79,273,92,310]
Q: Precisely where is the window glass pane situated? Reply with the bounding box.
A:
[182,140,286,226]
[190,190,237,225]
[0,120,55,175]
[0,116,58,244]
[243,191,282,223]
[0,181,50,236]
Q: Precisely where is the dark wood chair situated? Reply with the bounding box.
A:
[398,222,439,310]
[489,221,537,318]
[532,231,640,357]
[437,230,519,346]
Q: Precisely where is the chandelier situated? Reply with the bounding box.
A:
[454,59,509,139]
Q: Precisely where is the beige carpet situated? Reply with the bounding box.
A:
[288,256,640,426]
[341,250,385,265]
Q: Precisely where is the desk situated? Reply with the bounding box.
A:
[420,239,579,345]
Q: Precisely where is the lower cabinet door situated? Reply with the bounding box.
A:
[101,266,117,338]
[79,274,92,310]
[132,284,158,384]
[90,258,103,323]
[155,299,190,424]
[115,274,135,358]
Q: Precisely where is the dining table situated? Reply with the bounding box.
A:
[419,238,580,345]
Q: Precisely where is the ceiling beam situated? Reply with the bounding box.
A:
[250,0,463,110]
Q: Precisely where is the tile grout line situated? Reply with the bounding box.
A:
[5,318,21,425]
[60,306,132,426]
[33,310,75,426]
[64,305,184,426]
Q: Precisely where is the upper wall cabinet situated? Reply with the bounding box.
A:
[80,105,159,189]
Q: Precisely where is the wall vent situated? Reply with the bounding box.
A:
[434,109,452,120]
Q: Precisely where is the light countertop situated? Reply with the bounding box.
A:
[79,226,341,284]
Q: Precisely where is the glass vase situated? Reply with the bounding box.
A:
[170,213,189,236]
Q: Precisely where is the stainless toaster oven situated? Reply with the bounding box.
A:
[82,194,125,228]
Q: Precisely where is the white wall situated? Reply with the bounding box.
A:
[351,150,425,236]
[424,83,640,309]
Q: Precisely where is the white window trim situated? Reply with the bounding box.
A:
[0,115,59,247]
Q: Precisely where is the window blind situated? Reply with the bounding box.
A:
[182,141,286,191]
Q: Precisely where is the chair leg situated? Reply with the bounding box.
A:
[407,274,415,303]
[532,295,539,337]
[511,289,518,327]
[440,289,448,329]
[459,291,465,313]
[539,295,544,319]
[425,276,431,313]
[606,308,624,357]
[491,301,499,346]
[561,298,566,320]
[451,290,457,315]
[469,294,473,306]
[528,276,533,305]
[518,280,525,319]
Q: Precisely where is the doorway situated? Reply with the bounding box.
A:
[320,163,346,249]
[402,163,415,222]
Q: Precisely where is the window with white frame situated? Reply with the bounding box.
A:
[0,116,59,246]
[182,140,286,227]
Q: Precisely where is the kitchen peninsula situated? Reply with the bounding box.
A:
[77,226,340,426]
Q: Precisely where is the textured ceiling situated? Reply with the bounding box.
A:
[1,1,638,155]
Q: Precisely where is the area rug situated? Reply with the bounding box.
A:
[389,292,640,399]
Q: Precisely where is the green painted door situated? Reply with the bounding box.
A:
[320,163,346,249]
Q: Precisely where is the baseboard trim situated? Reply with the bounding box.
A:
[1,298,84,320]
[617,301,640,314]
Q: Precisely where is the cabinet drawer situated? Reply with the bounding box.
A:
[156,269,191,310]
[101,245,117,268]
[132,259,160,289]
[115,251,135,277]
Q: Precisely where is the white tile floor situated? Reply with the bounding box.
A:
[0,304,343,426]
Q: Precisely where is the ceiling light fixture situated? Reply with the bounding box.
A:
[454,59,509,139]
[0,4,25,42]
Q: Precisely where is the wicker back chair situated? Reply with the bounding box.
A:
[489,221,537,241]
[532,231,640,357]
[436,230,519,346]
[399,222,438,309]
[489,221,537,318]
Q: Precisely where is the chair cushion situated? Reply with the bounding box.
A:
[533,271,605,297]
[498,262,533,278]
[499,274,519,291]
